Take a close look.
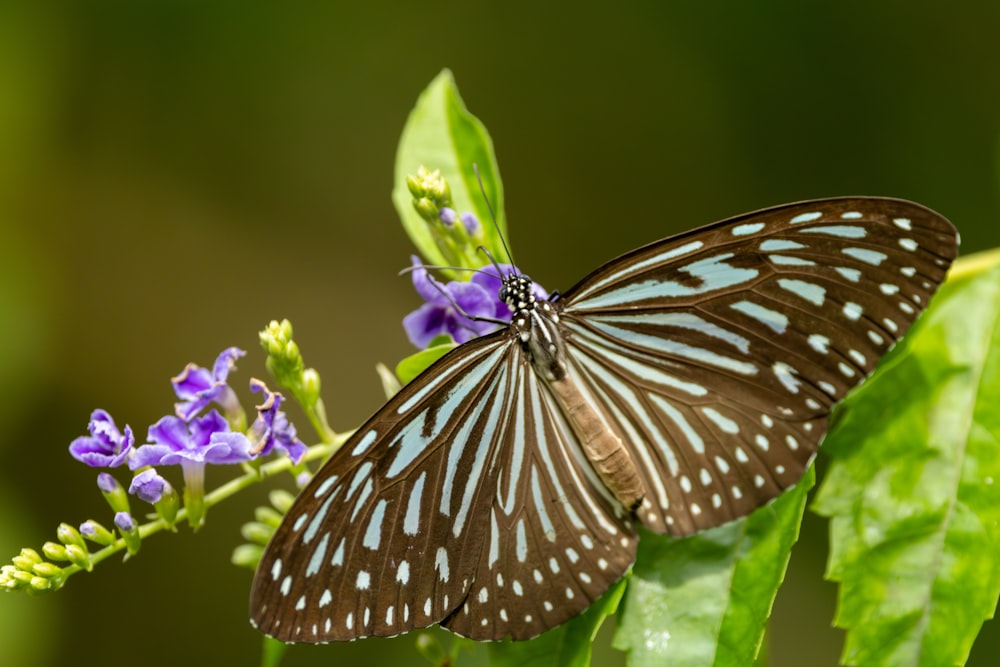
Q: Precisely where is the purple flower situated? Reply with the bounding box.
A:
[131,411,253,470]
[402,257,548,348]
[172,347,246,421]
[248,379,306,463]
[69,410,134,468]
[129,469,170,504]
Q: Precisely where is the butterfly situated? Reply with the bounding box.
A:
[250,197,958,642]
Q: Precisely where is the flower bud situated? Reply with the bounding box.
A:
[31,562,63,578]
[241,521,274,546]
[255,506,284,528]
[415,632,447,664]
[57,523,88,550]
[114,512,141,557]
[64,544,93,571]
[231,544,264,570]
[80,520,116,547]
[413,197,440,222]
[301,368,321,406]
[29,576,52,592]
[97,473,131,515]
[12,548,42,571]
[41,542,69,562]
[269,489,296,515]
[155,485,181,527]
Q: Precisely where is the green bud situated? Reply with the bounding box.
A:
[0,568,19,590]
[269,489,296,515]
[255,505,284,528]
[31,562,63,579]
[155,486,181,527]
[241,521,274,545]
[57,523,88,549]
[41,542,69,562]
[29,576,52,592]
[231,543,264,570]
[415,632,447,665]
[412,196,440,222]
[301,368,321,406]
[64,544,93,571]
[260,319,305,390]
[119,525,141,558]
[10,568,33,585]
[12,548,42,571]
[80,520,116,546]
[97,474,131,515]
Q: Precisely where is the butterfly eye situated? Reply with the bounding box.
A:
[498,285,508,302]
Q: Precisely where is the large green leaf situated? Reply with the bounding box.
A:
[488,578,628,667]
[613,467,813,667]
[393,69,506,270]
[813,260,1000,666]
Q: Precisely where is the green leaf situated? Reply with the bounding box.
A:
[488,577,628,667]
[812,261,1000,666]
[395,335,457,385]
[393,69,506,271]
[613,467,813,667]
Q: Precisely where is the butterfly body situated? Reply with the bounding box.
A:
[251,197,958,643]
[504,274,648,512]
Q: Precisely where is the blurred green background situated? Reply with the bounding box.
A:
[1,2,998,666]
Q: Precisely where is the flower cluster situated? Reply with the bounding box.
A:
[403,166,548,350]
[1,346,309,593]
[405,165,488,271]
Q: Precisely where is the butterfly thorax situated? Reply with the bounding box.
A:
[501,273,566,382]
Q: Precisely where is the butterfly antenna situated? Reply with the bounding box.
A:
[473,163,518,274]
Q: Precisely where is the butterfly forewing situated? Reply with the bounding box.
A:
[251,196,958,643]
[561,197,957,534]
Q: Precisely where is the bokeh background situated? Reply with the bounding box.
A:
[1,3,998,666]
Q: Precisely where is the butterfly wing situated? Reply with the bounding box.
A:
[558,197,958,535]
[250,330,637,642]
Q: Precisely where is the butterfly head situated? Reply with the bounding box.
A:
[498,273,537,316]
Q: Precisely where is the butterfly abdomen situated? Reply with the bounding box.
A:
[548,372,646,512]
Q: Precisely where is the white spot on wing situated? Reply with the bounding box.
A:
[731,300,789,334]
[842,302,863,321]
[790,211,822,224]
[701,406,739,434]
[778,279,826,306]
[772,361,801,394]
[732,222,765,236]
[808,334,830,354]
